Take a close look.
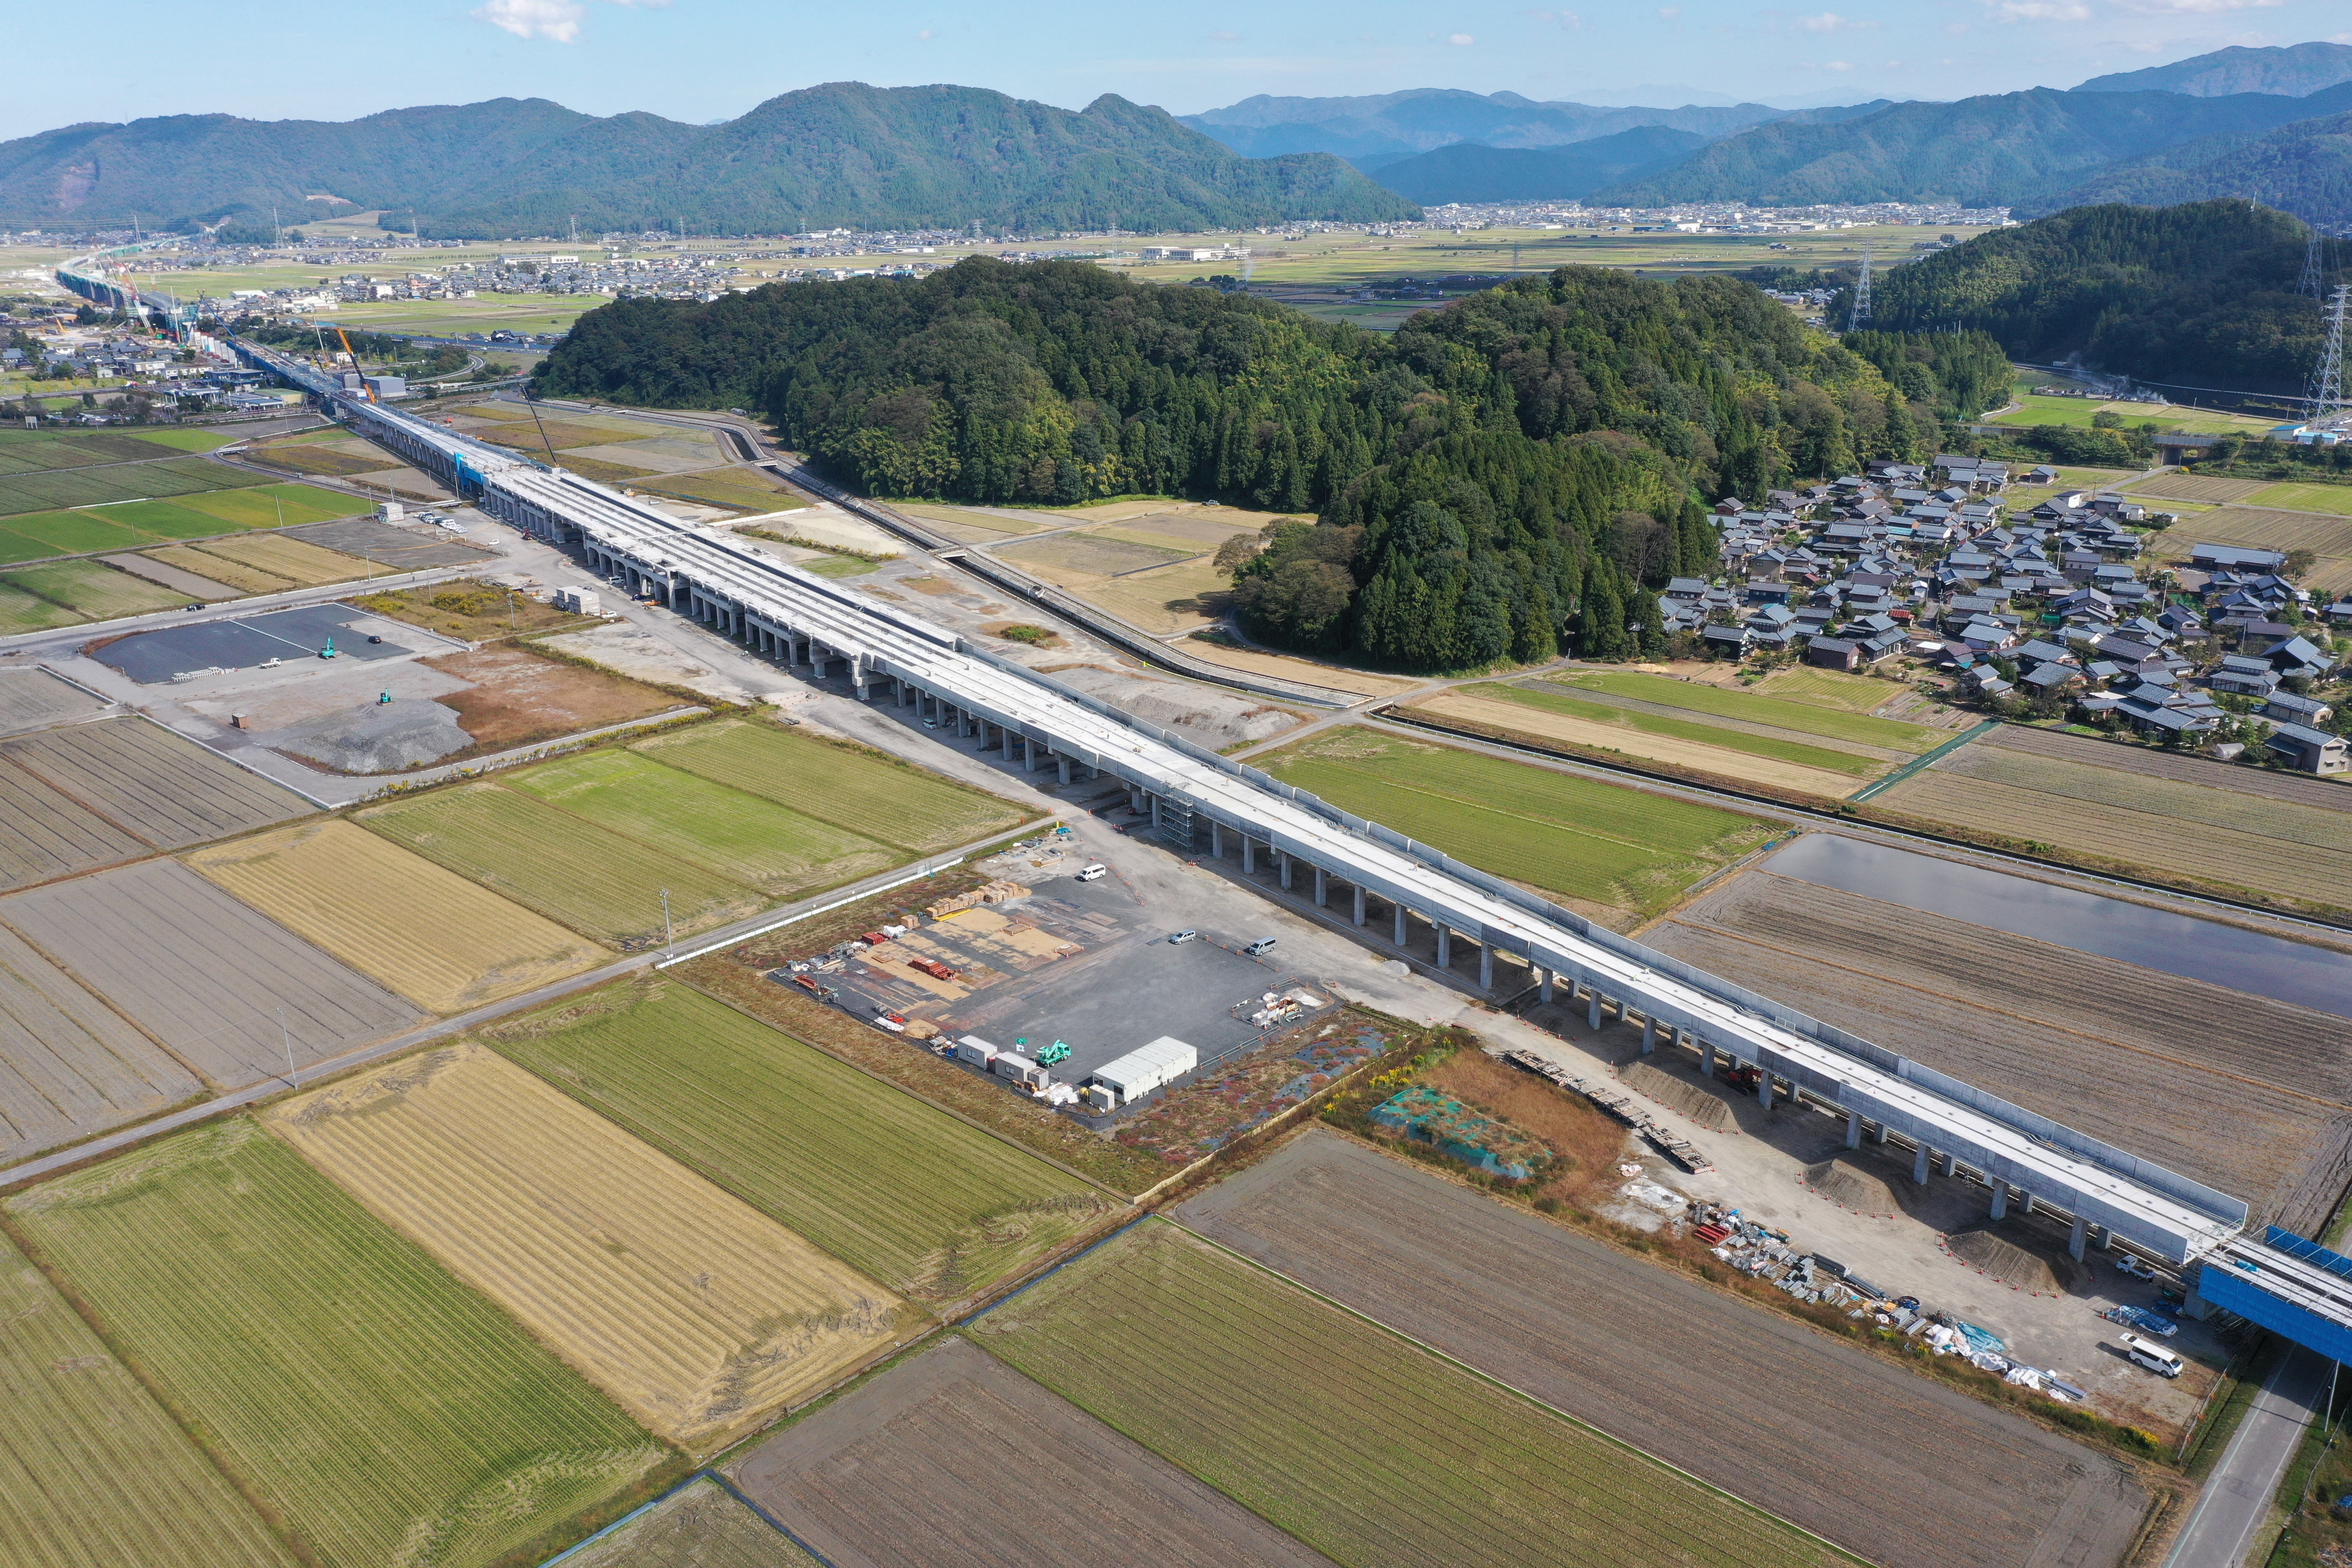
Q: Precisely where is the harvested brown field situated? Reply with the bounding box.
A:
[267,1043,915,1452]
[564,1478,814,1568]
[1178,636,1420,697]
[731,1337,1332,1568]
[0,716,309,848]
[1947,1226,2082,1296]
[0,858,420,1088]
[1874,763,2352,916]
[0,921,202,1166]
[1803,1156,1905,1217]
[2127,474,2268,503]
[1648,871,2352,1230]
[0,759,145,889]
[2165,507,2352,593]
[1178,1130,2149,1568]
[185,819,606,1013]
[1976,724,2352,813]
[1621,1058,1736,1132]
[0,667,102,733]
[185,533,371,588]
[419,644,682,751]
[138,545,285,595]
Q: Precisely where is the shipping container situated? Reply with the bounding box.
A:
[994,1053,1047,1090]
[954,1035,999,1069]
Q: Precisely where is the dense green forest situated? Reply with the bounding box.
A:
[1599,84,2352,210]
[538,259,1933,669]
[1852,201,2332,393]
[1838,331,2013,425]
[0,86,1413,236]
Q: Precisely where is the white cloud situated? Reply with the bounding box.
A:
[472,0,667,42]
[1821,58,1855,69]
[917,27,934,40]
[474,0,582,40]
[1524,7,1585,28]
[1980,0,2089,19]
[2109,0,2278,12]
[1794,12,1871,31]
[1449,31,1475,43]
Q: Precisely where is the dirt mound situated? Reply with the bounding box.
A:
[1619,1061,1734,1132]
[1945,1226,2086,1296]
[1803,1156,1904,1216]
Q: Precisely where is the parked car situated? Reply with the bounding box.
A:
[1074,863,1109,882]
[1168,929,1200,944]
[2115,1255,2159,1281]
[1243,937,1278,956]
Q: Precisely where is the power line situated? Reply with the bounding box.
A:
[2310,282,2348,428]
[1846,247,1872,332]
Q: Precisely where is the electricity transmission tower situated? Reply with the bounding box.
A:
[2297,229,2325,299]
[1846,248,1873,332]
[2312,283,2349,429]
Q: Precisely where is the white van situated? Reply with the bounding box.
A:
[1074,863,1109,882]
[2120,1332,2183,1379]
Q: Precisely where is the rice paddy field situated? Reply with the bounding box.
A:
[509,749,896,896]
[266,1042,913,1452]
[1871,726,2352,917]
[0,453,273,518]
[972,1220,1857,1568]
[359,783,764,947]
[184,818,607,1013]
[0,921,203,1167]
[562,1479,814,1568]
[631,719,1027,854]
[1256,726,1776,921]
[5,1118,669,1568]
[1556,670,1941,752]
[0,560,189,628]
[0,858,422,1090]
[2243,481,2352,516]
[1458,682,1883,786]
[0,1227,298,1568]
[2156,504,2352,594]
[485,979,1115,1302]
[1,715,310,850]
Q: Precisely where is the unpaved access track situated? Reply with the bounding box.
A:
[1177,1129,2150,1568]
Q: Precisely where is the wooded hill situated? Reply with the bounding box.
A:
[538,259,1956,670]
[1850,201,2331,395]
[0,85,1416,237]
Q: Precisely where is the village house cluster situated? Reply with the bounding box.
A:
[1677,456,2349,775]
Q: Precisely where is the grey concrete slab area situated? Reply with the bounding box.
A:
[93,604,416,685]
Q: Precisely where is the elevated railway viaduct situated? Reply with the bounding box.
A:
[225,335,2352,1348]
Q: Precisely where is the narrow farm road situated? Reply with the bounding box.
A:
[2165,1347,2328,1568]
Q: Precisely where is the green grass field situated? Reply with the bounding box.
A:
[1562,671,1942,752]
[974,1221,1853,1568]
[0,481,349,564]
[0,1227,298,1568]
[487,979,1112,1302]
[359,783,765,947]
[509,749,896,894]
[633,719,1027,854]
[6,1119,670,1568]
[2245,481,2352,516]
[1987,378,2272,436]
[0,455,272,518]
[169,482,357,530]
[1469,683,1878,776]
[0,583,86,633]
[0,508,155,560]
[1,560,191,622]
[0,430,187,475]
[1258,727,1773,916]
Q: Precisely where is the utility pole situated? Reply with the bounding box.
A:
[661,887,674,958]
[1846,247,1873,333]
[278,1006,296,1087]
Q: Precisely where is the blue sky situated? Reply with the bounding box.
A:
[6,0,2347,139]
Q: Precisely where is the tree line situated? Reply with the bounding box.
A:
[537,257,1954,670]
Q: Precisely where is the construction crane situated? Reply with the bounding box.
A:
[334,326,375,403]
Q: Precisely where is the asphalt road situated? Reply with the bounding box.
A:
[2166,1347,2329,1568]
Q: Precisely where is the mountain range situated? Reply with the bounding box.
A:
[1176,43,2352,218]
[0,83,1416,237]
